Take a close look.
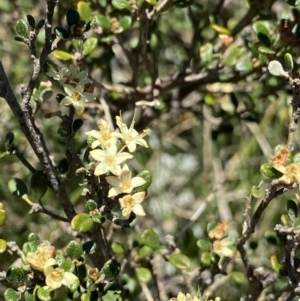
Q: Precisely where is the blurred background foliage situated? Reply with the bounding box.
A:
[1,0,300,300]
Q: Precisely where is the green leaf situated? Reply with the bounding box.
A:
[133,170,152,193]
[4,288,21,301]
[138,245,153,259]
[111,242,125,254]
[145,0,157,5]
[281,214,292,227]
[284,53,294,72]
[264,230,279,245]
[0,207,7,226]
[101,259,121,281]
[24,291,35,301]
[77,1,93,20]
[26,15,35,29]
[250,185,264,198]
[36,19,45,31]
[28,232,40,243]
[196,239,210,251]
[83,37,98,56]
[95,14,111,31]
[260,163,282,179]
[287,199,298,222]
[286,0,300,6]
[253,22,270,37]
[200,43,213,67]
[60,260,75,272]
[15,19,28,37]
[71,213,93,232]
[257,32,272,48]
[66,9,80,28]
[73,119,84,132]
[136,267,152,283]
[102,290,122,301]
[141,229,160,249]
[119,16,132,31]
[235,61,253,72]
[54,27,70,40]
[66,240,84,260]
[85,199,98,211]
[8,178,28,197]
[14,36,25,43]
[6,267,25,288]
[52,50,73,61]
[231,271,247,284]
[222,44,244,66]
[5,132,14,149]
[168,253,191,270]
[258,46,275,54]
[112,0,132,11]
[22,241,38,256]
[200,251,211,266]
[0,239,7,253]
[40,89,53,102]
[30,171,48,200]
[37,287,52,301]
[82,241,97,254]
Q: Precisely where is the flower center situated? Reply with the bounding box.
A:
[51,268,64,282]
[72,92,81,102]
[122,195,134,208]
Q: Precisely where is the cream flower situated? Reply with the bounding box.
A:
[276,162,300,185]
[46,67,69,84]
[47,64,91,86]
[213,237,235,258]
[44,258,79,291]
[26,243,56,272]
[85,119,116,149]
[89,144,133,176]
[113,113,151,152]
[119,191,146,217]
[106,164,146,197]
[61,81,94,114]
[169,292,200,301]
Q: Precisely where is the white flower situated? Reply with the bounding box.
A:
[85,119,116,149]
[61,81,94,114]
[43,258,79,291]
[46,67,69,85]
[26,243,56,272]
[113,113,151,152]
[106,164,146,197]
[119,191,146,217]
[47,64,91,86]
[89,144,133,176]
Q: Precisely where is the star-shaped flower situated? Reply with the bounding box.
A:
[44,258,79,291]
[89,144,133,176]
[61,81,94,114]
[119,191,146,217]
[26,243,56,272]
[106,164,146,197]
[85,119,116,149]
[113,113,151,152]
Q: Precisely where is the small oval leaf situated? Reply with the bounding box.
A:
[141,229,160,249]
[66,240,84,260]
[168,253,191,270]
[6,267,25,288]
[52,50,73,61]
[136,267,152,283]
[71,213,93,232]
[30,170,48,200]
[8,178,28,197]
[4,288,21,301]
[15,19,28,37]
